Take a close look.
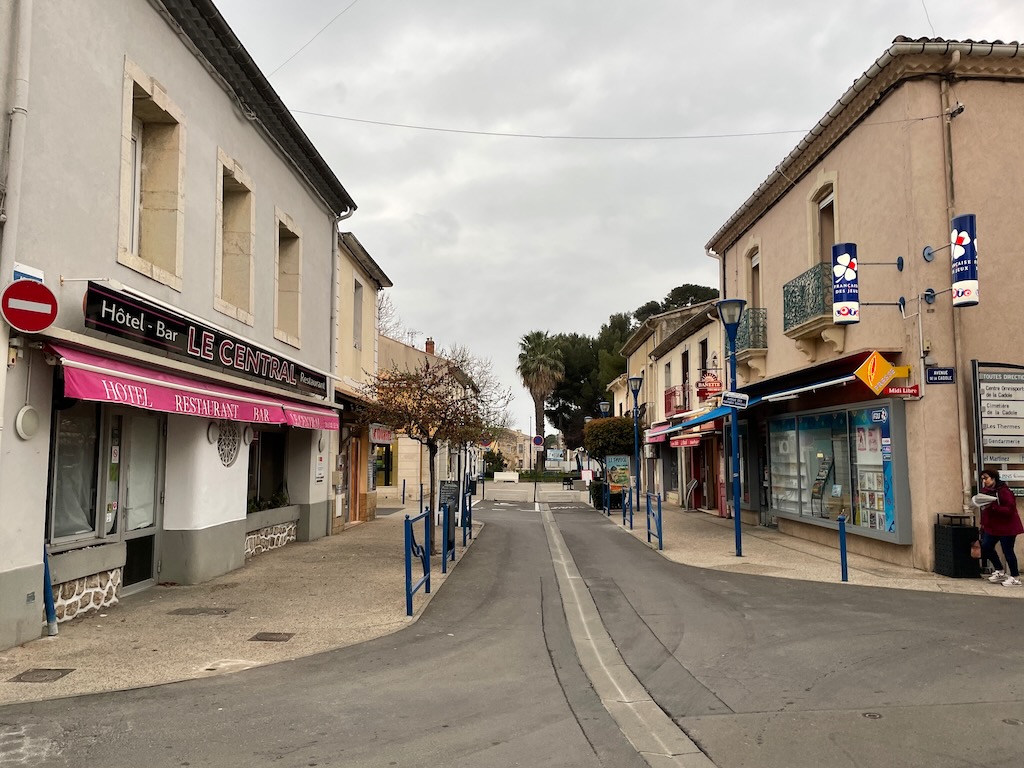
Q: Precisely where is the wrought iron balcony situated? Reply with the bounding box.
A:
[736,307,768,353]
[664,384,689,416]
[783,262,831,334]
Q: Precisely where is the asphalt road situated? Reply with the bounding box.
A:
[3,501,1024,767]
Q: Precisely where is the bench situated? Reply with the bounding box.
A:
[493,471,519,483]
[562,477,574,490]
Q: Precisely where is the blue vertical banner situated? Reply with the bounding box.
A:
[950,213,978,307]
[831,242,859,324]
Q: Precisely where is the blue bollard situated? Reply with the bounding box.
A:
[838,514,849,582]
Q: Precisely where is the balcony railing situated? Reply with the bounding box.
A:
[736,307,768,352]
[783,262,831,333]
[664,384,689,416]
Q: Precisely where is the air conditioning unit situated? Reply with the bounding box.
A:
[644,443,658,458]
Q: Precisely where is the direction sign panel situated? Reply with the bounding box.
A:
[720,391,749,409]
[1,279,58,333]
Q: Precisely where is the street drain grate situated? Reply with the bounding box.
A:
[249,632,294,642]
[168,607,236,616]
[9,668,75,684]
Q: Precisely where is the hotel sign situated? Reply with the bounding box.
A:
[84,282,328,396]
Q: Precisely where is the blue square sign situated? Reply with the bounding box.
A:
[926,367,956,384]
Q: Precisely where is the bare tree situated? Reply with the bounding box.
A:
[442,343,514,435]
[357,360,485,553]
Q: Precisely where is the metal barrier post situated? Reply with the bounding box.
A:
[462,492,473,546]
[405,510,432,616]
[838,514,849,582]
[657,495,663,550]
[441,502,450,573]
[402,479,406,505]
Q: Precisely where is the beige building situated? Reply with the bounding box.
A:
[333,232,392,529]
[705,38,1024,572]
[644,300,728,510]
[374,336,466,508]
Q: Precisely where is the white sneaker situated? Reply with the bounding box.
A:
[1002,576,1022,587]
[988,570,1007,582]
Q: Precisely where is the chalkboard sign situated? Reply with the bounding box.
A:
[439,481,460,513]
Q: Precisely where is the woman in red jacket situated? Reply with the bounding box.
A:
[980,469,1024,587]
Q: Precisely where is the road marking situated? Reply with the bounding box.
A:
[541,506,717,767]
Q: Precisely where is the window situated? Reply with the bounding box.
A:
[118,59,185,290]
[48,401,102,543]
[681,351,690,411]
[664,362,672,389]
[274,210,302,347]
[247,427,288,512]
[749,248,762,308]
[353,279,364,349]
[699,339,709,374]
[767,403,903,540]
[814,185,836,263]
[215,150,254,324]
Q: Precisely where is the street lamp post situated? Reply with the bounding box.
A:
[628,375,644,509]
[598,401,611,507]
[717,298,747,557]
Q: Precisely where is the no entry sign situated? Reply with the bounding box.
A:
[1,279,59,333]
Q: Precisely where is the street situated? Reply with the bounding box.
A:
[3,500,1024,767]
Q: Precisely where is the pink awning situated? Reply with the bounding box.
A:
[48,344,338,430]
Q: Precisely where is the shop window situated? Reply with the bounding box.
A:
[849,406,893,532]
[375,444,394,487]
[768,403,902,539]
[47,401,102,543]
[215,150,255,324]
[247,427,289,513]
[118,58,185,291]
[274,210,302,347]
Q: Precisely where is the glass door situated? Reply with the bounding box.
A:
[113,412,164,591]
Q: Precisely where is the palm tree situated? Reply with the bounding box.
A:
[517,331,565,473]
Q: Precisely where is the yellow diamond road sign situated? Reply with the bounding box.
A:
[855,351,898,395]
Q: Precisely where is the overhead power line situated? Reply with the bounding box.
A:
[289,109,942,141]
[268,0,362,77]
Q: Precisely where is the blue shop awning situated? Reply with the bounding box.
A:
[646,406,731,442]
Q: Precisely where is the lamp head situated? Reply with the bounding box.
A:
[584,416,593,424]
[598,400,610,416]
[716,298,747,329]
[628,375,643,396]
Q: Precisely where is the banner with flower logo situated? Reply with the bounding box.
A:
[831,242,859,324]
[950,213,979,307]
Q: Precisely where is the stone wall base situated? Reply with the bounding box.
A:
[54,569,121,623]
[245,522,297,559]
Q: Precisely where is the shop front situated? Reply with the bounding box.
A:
[41,283,339,622]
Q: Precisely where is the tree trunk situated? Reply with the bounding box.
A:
[427,441,439,555]
[534,398,546,474]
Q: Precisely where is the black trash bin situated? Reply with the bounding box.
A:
[934,513,980,578]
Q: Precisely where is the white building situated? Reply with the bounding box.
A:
[0,0,358,650]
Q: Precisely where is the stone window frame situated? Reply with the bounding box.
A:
[214,148,255,325]
[117,58,186,291]
[274,208,302,348]
[352,277,364,350]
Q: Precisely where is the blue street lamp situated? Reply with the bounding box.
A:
[717,298,747,557]
[628,375,644,509]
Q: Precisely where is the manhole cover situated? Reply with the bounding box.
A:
[249,632,294,642]
[168,607,236,616]
[9,668,75,683]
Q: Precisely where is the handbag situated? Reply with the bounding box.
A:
[970,538,982,559]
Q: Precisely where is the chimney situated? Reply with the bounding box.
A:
[425,337,435,355]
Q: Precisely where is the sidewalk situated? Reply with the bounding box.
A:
[0,507,472,706]
[0,497,1008,706]
[610,499,1019,598]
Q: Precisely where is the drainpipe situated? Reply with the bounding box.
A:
[327,209,354,534]
[939,58,973,514]
[0,0,34,476]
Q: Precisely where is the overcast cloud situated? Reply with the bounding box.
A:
[216,0,1024,433]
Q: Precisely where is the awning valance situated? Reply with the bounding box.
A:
[48,344,339,430]
[645,406,730,442]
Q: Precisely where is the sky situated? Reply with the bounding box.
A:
[216,0,1024,434]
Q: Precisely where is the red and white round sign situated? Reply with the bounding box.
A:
[1,280,59,333]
